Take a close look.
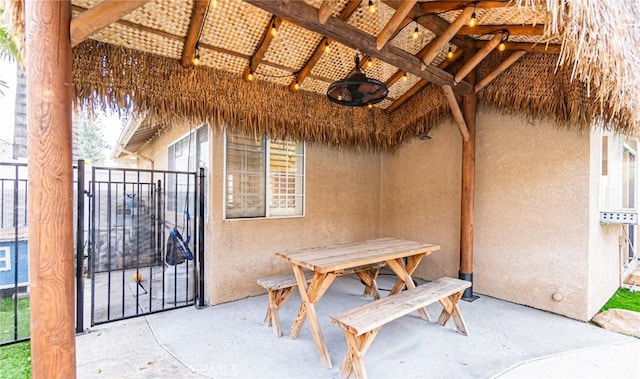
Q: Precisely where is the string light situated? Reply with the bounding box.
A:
[367,104,373,109]
[402,72,408,82]
[192,43,201,66]
[365,59,373,69]
[211,0,218,8]
[292,81,300,91]
[447,44,454,59]
[498,41,506,51]
[498,30,509,51]
[244,68,254,82]
[468,4,477,27]
[368,0,376,14]
[412,25,419,40]
[270,20,278,37]
[324,39,330,53]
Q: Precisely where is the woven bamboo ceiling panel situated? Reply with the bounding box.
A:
[44,0,638,149]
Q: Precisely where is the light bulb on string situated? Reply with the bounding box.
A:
[211,0,218,8]
[447,44,454,59]
[368,0,376,14]
[324,40,330,53]
[468,4,477,27]
[498,42,506,51]
[192,43,201,66]
[402,72,408,82]
[293,81,300,91]
[270,21,278,37]
[412,25,419,40]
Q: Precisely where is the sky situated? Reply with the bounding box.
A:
[0,59,123,158]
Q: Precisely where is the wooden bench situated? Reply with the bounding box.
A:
[330,277,471,379]
[257,262,385,337]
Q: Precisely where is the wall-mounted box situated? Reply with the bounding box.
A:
[600,211,638,225]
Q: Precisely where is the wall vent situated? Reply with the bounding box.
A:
[599,211,638,225]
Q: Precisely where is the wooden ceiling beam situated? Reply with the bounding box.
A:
[181,0,210,68]
[245,15,283,80]
[376,0,417,50]
[454,32,503,83]
[70,0,150,47]
[290,0,360,91]
[245,0,473,95]
[382,0,475,50]
[458,24,545,36]
[474,40,560,54]
[385,50,463,114]
[442,84,470,141]
[319,0,340,24]
[420,6,473,66]
[475,50,527,92]
[420,1,513,13]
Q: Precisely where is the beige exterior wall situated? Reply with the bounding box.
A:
[132,107,625,320]
[381,107,619,321]
[138,124,381,304]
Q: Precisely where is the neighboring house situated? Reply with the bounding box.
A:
[113,108,638,322]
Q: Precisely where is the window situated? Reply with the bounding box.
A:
[0,247,10,272]
[168,125,209,214]
[225,131,304,219]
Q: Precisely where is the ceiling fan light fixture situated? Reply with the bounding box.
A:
[326,52,388,107]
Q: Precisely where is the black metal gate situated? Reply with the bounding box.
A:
[81,163,205,326]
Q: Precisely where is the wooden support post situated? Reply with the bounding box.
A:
[459,49,479,302]
[26,0,77,377]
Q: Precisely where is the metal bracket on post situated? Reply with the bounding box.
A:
[459,272,480,302]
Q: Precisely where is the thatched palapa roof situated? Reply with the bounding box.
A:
[2,0,639,151]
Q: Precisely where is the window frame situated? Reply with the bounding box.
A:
[0,247,11,272]
[223,131,306,220]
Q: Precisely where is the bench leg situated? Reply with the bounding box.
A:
[265,287,295,337]
[339,329,379,379]
[356,268,381,300]
[437,291,469,336]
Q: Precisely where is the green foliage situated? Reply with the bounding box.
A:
[0,341,31,379]
[0,297,30,343]
[601,288,640,313]
[79,117,109,165]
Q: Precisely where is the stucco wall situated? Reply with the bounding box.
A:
[382,107,597,320]
[138,124,382,304]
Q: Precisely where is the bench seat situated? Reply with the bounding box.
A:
[330,277,471,379]
[257,262,385,337]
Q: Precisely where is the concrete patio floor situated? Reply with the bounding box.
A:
[76,275,640,378]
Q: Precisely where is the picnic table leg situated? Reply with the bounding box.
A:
[288,266,336,368]
[339,329,379,379]
[356,268,381,300]
[438,291,469,336]
[386,257,430,321]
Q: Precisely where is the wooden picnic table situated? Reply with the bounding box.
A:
[276,237,440,368]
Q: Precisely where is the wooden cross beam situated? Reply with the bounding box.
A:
[443,84,470,142]
[420,6,474,66]
[245,15,284,80]
[318,0,340,24]
[70,0,150,47]
[290,0,361,91]
[376,0,418,50]
[420,0,514,13]
[454,32,503,83]
[474,41,561,54]
[245,0,473,95]
[385,50,463,114]
[181,0,210,68]
[458,24,545,36]
[475,50,527,92]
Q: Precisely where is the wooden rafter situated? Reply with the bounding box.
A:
[420,0,513,13]
[385,50,463,114]
[382,0,475,50]
[70,0,150,47]
[245,0,473,95]
[245,15,283,79]
[420,6,473,66]
[290,0,360,91]
[318,0,339,24]
[474,41,560,54]
[181,0,209,68]
[376,0,417,50]
[442,84,470,141]
[457,24,544,36]
[475,50,527,92]
[454,32,503,83]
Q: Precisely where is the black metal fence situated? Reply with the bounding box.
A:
[0,162,29,346]
[86,165,205,326]
[0,160,205,345]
